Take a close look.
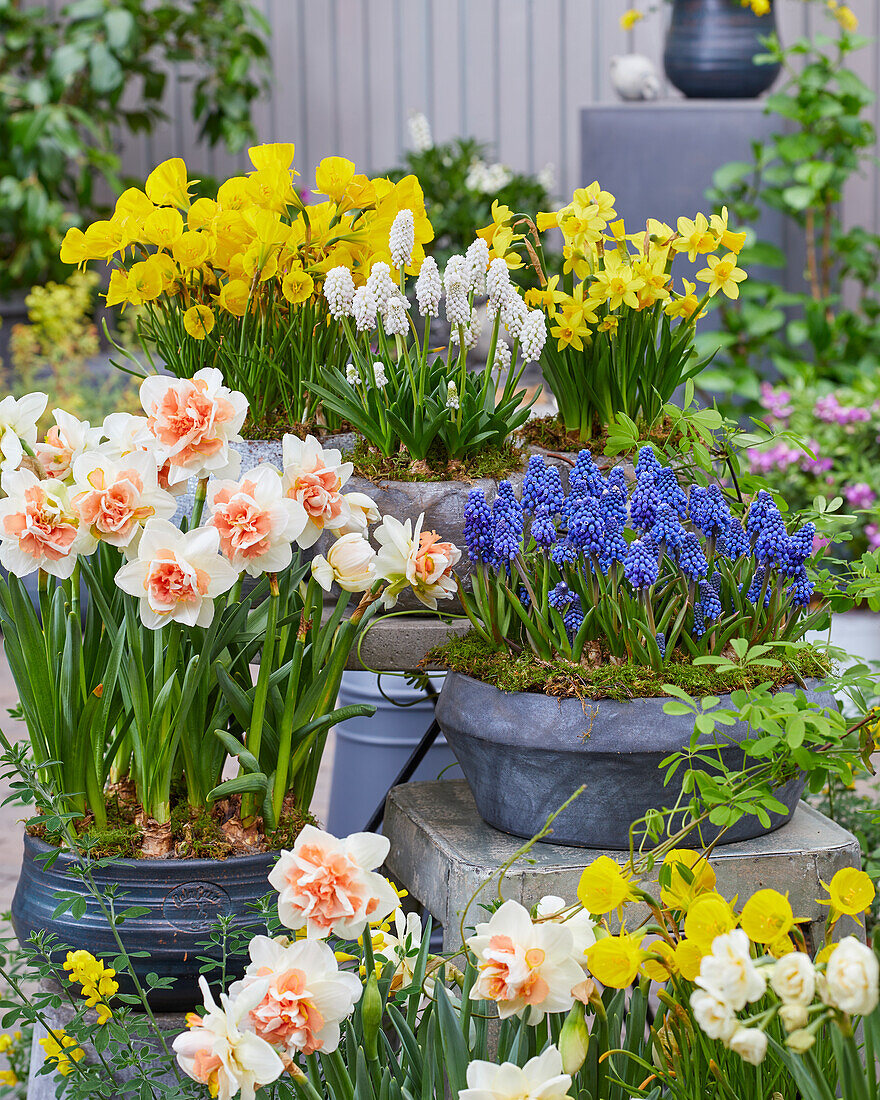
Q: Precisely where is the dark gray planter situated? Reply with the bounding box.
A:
[12,834,274,1011]
[436,671,830,850]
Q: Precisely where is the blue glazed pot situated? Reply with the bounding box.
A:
[664,0,780,99]
[12,834,276,1011]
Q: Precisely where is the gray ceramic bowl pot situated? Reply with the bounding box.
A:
[436,671,832,850]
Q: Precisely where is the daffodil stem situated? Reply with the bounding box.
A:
[242,575,279,826]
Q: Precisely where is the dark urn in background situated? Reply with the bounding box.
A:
[664,0,781,99]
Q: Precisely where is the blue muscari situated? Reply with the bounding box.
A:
[491,481,523,562]
[699,577,722,621]
[652,502,686,552]
[678,531,709,580]
[463,489,494,563]
[522,455,565,516]
[624,538,659,589]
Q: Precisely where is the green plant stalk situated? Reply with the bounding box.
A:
[242,574,280,826]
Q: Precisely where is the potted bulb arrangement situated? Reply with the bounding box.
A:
[0,375,460,1008]
[431,444,840,849]
[59,146,434,455]
[311,212,547,588]
[481,185,748,449]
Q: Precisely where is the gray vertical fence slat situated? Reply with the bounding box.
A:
[30,0,877,238]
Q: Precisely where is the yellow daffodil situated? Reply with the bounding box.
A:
[187,197,220,232]
[633,253,671,305]
[577,855,636,915]
[660,849,717,910]
[646,218,676,246]
[248,141,297,174]
[82,219,126,261]
[620,8,644,30]
[673,938,703,980]
[586,927,646,988]
[59,227,89,268]
[145,157,193,209]
[817,867,876,924]
[683,891,737,953]
[640,938,677,982]
[216,278,252,317]
[665,278,702,321]
[281,267,315,305]
[739,888,795,945]
[126,258,164,306]
[696,252,748,299]
[104,269,130,308]
[770,934,795,958]
[536,209,562,232]
[111,187,155,246]
[142,207,184,251]
[343,174,379,210]
[590,251,645,311]
[183,304,215,340]
[598,316,618,335]
[550,284,600,351]
[217,176,254,212]
[0,1071,15,1087]
[673,212,717,262]
[172,231,211,271]
[525,274,567,312]
[573,181,617,224]
[248,164,296,212]
[151,252,179,292]
[710,206,748,253]
[314,156,357,204]
[742,0,771,14]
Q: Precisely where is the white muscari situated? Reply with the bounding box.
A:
[465,157,513,194]
[451,307,481,350]
[465,237,490,295]
[389,208,415,271]
[487,257,511,316]
[408,110,433,152]
[501,288,529,341]
[446,381,460,410]
[493,336,512,371]
[372,361,388,389]
[323,266,356,319]
[415,256,442,316]
[366,262,397,313]
[381,294,410,337]
[346,363,362,386]
[352,285,378,334]
[520,309,547,363]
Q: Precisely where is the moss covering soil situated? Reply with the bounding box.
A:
[349,436,525,484]
[28,787,316,861]
[518,414,684,456]
[427,630,830,702]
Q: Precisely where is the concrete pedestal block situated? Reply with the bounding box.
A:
[342,613,468,671]
[384,781,861,952]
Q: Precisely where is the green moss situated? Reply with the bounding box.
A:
[350,436,524,484]
[241,415,355,442]
[265,804,318,850]
[427,630,829,701]
[171,802,233,860]
[518,414,683,455]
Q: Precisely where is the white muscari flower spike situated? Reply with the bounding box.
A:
[352,285,377,333]
[346,363,362,386]
[408,110,433,152]
[415,256,442,317]
[465,238,490,295]
[451,307,482,350]
[444,255,470,328]
[323,266,355,319]
[493,336,512,371]
[389,209,415,271]
[520,309,547,363]
[502,288,528,340]
[366,262,396,313]
[372,362,388,388]
[487,257,511,317]
[381,294,410,337]
[446,381,460,410]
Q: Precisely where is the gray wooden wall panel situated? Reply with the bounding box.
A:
[37,0,880,237]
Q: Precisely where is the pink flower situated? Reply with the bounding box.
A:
[844,482,877,511]
[0,468,94,578]
[866,524,880,550]
[140,368,247,483]
[115,518,238,628]
[208,465,307,576]
[267,825,399,940]
[229,936,360,1057]
[35,410,103,481]
[281,435,353,549]
[71,450,177,549]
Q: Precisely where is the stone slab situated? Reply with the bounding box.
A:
[343,614,469,671]
[384,781,861,951]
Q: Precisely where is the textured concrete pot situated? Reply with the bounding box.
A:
[12,834,274,1011]
[437,672,830,849]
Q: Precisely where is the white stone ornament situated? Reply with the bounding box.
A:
[610,54,661,101]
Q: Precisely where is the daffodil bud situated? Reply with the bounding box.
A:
[559,1000,590,1074]
[361,972,383,1061]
